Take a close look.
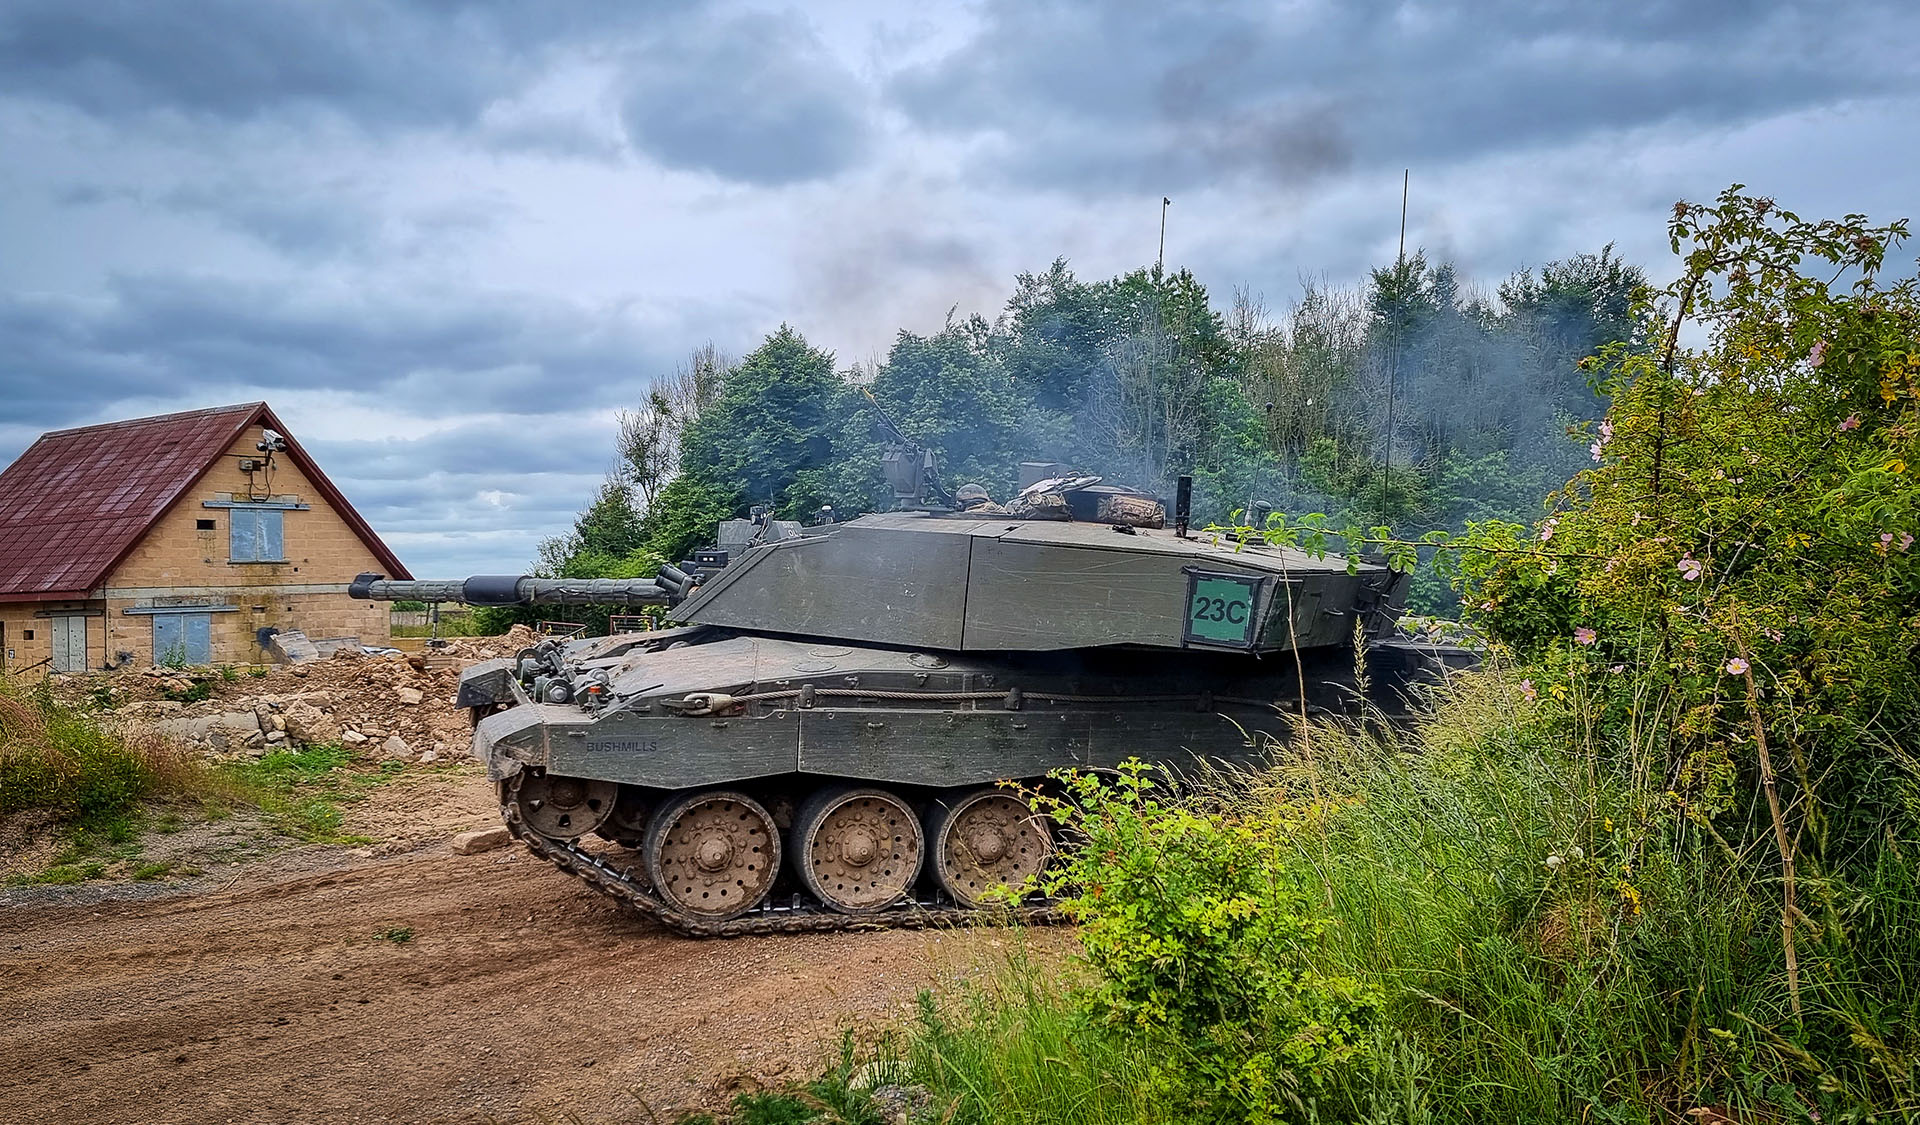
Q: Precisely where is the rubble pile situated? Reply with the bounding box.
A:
[67,626,539,763]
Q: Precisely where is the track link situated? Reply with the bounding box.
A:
[502,805,1069,938]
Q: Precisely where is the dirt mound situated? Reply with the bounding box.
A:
[54,625,539,764]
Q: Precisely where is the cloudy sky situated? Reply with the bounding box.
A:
[2,0,1915,576]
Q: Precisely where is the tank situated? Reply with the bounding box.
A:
[350,440,1456,936]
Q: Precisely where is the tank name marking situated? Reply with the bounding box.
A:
[586,737,662,753]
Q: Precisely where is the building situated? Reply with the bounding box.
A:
[0,402,410,678]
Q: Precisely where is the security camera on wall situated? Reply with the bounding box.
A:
[257,429,287,453]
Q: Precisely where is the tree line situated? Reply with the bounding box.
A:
[501,244,1647,628]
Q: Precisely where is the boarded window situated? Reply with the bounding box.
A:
[153,614,213,665]
[229,508,285,562]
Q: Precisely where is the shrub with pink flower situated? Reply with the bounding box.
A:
[1726,657,1750,676]
[1840,413,1861,432]
[1808,338,1828,367]
[1574,627,1597,646]
[1519,678,1538,702]
[1677,555,1704,581]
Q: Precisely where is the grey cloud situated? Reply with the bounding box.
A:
[890,0,1918,194]
[0,0,680,131]
[620,10,873,185]
[0,276,709,436]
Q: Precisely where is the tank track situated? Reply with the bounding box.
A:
[501,804,1070,938]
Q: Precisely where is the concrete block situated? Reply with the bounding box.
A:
[451,827,511,855]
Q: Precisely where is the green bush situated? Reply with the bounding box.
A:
[1033,764,1380,1122]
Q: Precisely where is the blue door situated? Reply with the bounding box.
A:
[153,614,212,665]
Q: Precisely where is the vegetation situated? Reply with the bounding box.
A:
[0,676,216,826]
[219,743,412,844]
[2,677,417,881]
[835,188,1920,1124]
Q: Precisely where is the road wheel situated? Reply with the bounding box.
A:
[644,789,780,921]
[794,786,922,914]
[925,788,1052,908]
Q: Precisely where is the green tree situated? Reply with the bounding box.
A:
[678,325,848,519]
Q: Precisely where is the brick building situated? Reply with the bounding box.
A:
[0,403,410,678]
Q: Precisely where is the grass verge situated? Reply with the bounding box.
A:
[884,671,1920,1125]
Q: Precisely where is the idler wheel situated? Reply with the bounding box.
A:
[794,786,923,915]
[593,787,652,849]
[644,790,780,922]
[925,788,1053,908]
[512,772,617,840]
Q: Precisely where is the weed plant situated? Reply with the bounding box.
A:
[219,743,390,844]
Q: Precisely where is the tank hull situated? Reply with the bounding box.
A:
[472,634,1379,791]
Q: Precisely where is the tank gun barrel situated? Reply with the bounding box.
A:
[348,574,673,607]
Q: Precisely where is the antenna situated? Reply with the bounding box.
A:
[1157,196,1171,272]
[1380,169,1407,524]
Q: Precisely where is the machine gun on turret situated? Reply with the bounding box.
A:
[863,388,955,511]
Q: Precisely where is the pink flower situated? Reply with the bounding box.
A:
[1840,413,1861,432]
[1678,555,1704,581]
[1540,518,1558,543]
[1726,657,1750,676]
[1590,420,1613,462]
[1609,664,1627,674]
[1900,532,1915,552]
[1519,678,1538,702]
[1764,628,1784,642]
[1883,532,1896,546]
[1809,339,1828,367]
[1574,627,1597,646]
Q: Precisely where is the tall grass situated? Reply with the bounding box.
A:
[0,676,218,824]
[897,671,1920,1124]
[907,950,1161,1125]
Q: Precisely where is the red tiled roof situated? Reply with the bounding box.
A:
[0,402,410,600]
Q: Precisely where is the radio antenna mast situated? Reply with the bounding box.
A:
[1157,196,1170,272]
[1380,169,1407,523]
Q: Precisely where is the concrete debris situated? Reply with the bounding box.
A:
[56,625,538,764]
[266,629,321,664]
[450,827,510,855]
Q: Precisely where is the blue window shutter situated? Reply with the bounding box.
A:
[262,510,284,560]
[185,615,212,663]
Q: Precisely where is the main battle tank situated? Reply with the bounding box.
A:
[351,434,1449,936]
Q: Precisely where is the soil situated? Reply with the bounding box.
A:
[0,769,1064,1125]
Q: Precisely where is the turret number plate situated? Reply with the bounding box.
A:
[1183,570,1265,649]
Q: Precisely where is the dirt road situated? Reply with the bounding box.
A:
[0,777,1056,1125]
